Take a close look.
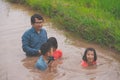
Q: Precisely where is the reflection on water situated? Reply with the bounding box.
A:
[0,0,120,80]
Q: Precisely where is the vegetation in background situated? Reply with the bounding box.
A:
[7,0,120,52]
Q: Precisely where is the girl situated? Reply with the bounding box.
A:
[47,37,62,60]
[47,37,63,72]
[81,48,97,67]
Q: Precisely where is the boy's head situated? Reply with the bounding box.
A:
[47,37,58,50]
[82,48,97,63]
[40,42,51,56]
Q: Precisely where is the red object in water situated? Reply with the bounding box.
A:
[53,50,62,59]
[81,60,96,67]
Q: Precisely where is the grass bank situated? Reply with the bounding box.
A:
[7,0,120,52]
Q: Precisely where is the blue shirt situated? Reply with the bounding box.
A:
[22,27,48,56]
[35,56,48,71]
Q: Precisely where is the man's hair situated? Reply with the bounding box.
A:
[82,48,97,62]
[40,42,51,55]
[31,14,44,24]
[47,37,58,49]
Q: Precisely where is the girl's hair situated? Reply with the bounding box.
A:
[40,42,51,55]
[47,37,58,49]
[82,48,97,62]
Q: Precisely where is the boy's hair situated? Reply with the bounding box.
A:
[40,42,51,55]
[31,14,44,24]
[47,37,58,49]
[82,48,97,62]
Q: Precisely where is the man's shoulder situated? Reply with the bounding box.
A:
[41,28,47,32]
[26,27,34,33]
[22,27,33,38]
[24,27,34,34]
[41,28,47,35]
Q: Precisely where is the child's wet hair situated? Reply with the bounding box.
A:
[82,48,97,62]
[40,42,51,55]
[47,37,58,49]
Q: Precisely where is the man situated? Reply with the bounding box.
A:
[22,14,48,56]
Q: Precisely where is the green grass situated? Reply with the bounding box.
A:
[8,0,120,52]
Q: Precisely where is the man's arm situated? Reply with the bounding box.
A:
[22,33,39,56]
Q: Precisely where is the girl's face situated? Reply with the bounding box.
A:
[53,48,56,52]
[86,50,94,63]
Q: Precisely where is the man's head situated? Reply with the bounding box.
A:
[31,14,44,31]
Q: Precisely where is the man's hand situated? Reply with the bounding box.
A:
[38,50,41,53]
[37,50,41,56]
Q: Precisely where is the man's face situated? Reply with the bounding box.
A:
[32,18,43,31]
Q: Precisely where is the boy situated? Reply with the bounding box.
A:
[35,42,56,72]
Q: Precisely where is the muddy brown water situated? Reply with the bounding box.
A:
[0,0,120,80]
